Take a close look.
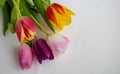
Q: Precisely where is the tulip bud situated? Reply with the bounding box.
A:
[33,39,54,64]
[46,3,75,31]
[46,33,70,57]
[18,44,33,69]
[15,16,36,43]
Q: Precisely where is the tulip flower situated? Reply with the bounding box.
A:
[33,39,54,64]
[15,16,36,43]
[46,33,70,57]
[46,3,75,31]
[18,44,33,69]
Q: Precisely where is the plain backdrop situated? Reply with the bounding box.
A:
[0,0,120,74]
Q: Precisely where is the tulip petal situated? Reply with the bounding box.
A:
[37,39,54,60]
[15,19,26,43]
[52,3,65,15]
[22,17,36,33]
[15,16,36,43]
[46,6,57,25]
[33,41,43,64]
[47,33,70,57]
[18,44,33,69]
[46,3,74,31]
[33,39,54,64]
[36,41,48,60]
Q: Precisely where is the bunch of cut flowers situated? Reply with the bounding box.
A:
[0,0,74,69]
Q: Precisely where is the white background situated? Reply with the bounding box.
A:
[0,0,120,74]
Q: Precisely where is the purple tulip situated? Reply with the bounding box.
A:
[18,44,33,69]
[33,39,54,64]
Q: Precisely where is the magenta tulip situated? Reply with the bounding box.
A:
[33,39,54,64]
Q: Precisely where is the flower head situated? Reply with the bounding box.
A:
[46,33,70,57]
[33,39,54,64]
[46,3,74,31]
[15,16,36,43]
[18,44,33,69]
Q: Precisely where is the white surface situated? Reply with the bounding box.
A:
[0,0,120,74]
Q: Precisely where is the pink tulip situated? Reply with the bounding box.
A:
[18,44,33,69]
[15,16,36,43]
[46,33,70,57]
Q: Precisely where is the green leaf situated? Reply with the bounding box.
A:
[20,0,34,18]
[20,0,38,17]
[0,0,7,7]
[26,0,34,6]
[10,6,18,33]
[19,0,48,34]
[33,0,55,32]
[26,1,39,13]
[9,0,21,33]
[26,40,33,47]
[8,23,15,33]
[27,5,39,13]
[45,0,50,5]
[2,2,11,35]
[11,6,17,24]
[7,0,14,8]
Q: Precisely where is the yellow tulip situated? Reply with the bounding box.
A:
[46,3,75,31]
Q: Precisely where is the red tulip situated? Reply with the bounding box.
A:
[15,16,36,43]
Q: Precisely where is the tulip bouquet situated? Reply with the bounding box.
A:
[0,0,74,69]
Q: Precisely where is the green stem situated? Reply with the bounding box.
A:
[31,16,48,35]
